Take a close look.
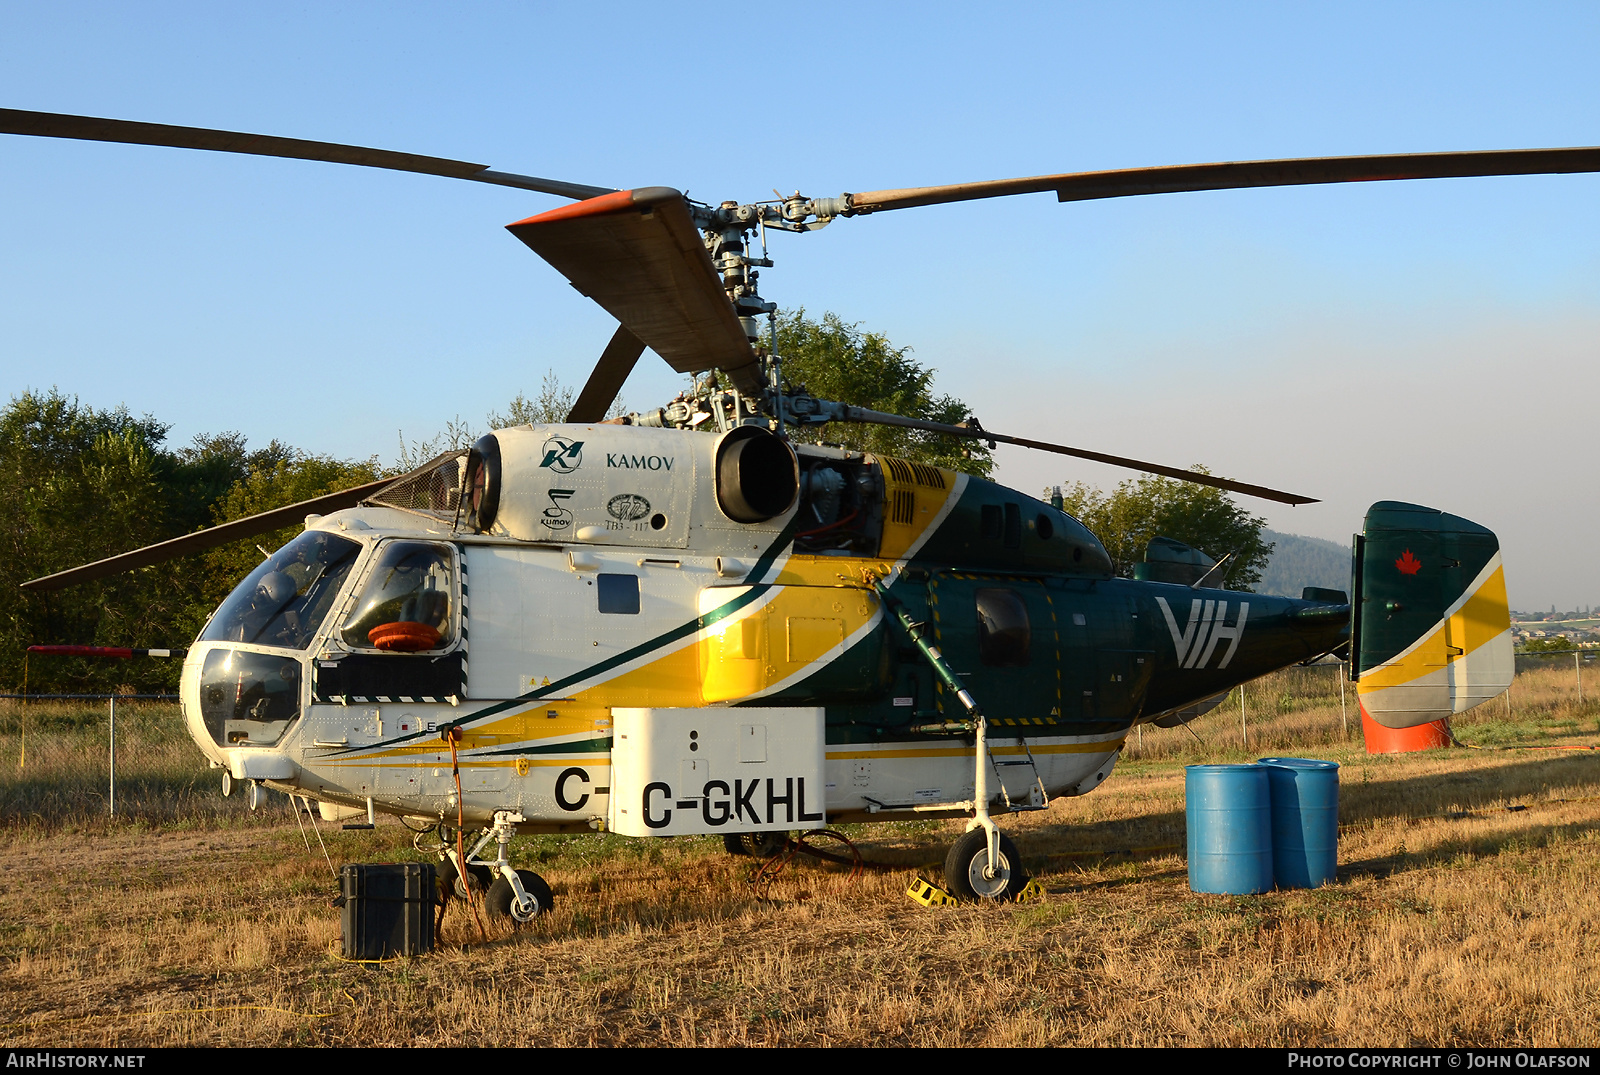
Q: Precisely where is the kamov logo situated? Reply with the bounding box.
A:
[540,488,575,531]
[539,437,583,473]
[1155,596,1250,669]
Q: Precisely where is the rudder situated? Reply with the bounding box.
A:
[1352,501,1513,729]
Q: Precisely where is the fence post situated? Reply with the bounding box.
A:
[108,695,116,818]
[1578,652,1584,705]
[1239,684,1247,747]
[1339,662,1348,739]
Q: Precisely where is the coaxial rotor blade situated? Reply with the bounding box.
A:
[18,476,400,593]
[844,147,1600,215]
[19,450,471,592]
[826,404,1317,505]
[507,188,763,394]
[566,325,646,423]
[0,108,613,200]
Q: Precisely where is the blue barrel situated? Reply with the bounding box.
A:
[1185,764,1274,894]
[1258,757,1340,889]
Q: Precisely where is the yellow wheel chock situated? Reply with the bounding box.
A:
[906,874,1044,907]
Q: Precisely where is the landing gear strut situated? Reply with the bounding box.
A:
[871,576,1040,902]
[440,811,554,926]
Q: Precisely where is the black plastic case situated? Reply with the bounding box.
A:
[340,862,436,959]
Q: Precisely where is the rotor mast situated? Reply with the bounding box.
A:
[689,192,850,348]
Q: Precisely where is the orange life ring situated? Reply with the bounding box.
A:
[368,621,442,652]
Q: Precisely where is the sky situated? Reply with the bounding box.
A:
[1,2,1596,610]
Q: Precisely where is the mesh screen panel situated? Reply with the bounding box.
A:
[369,451,467,519]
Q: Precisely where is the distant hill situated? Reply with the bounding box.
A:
[1253,529,1352,597]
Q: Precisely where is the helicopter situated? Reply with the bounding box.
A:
[6,109,1562,915]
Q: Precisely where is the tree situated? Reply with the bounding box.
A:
[1519,635,1573,654]
[396,371,623,471]
[485,369,595,428]
[1056,469,1273,590]
[395,416,476,473]
[0,390,195,692]
[0,389,386,692]
[775,310,993,478]
[198,451,384,631]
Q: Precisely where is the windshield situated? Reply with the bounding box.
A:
[200,531,362,649]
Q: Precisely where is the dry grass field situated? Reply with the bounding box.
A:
[1,660,1597,1047]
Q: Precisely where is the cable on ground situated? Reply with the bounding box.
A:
[447,727,490,943]
[749,829,867,900]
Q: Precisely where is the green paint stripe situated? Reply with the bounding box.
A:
[473,735,613,758]
[417,517,799,738]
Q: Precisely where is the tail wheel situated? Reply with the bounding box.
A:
[943,828,1025,902]
[486,869,553,925]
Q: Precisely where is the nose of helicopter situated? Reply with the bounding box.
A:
[178,647,219,766]
[180,643,301,783]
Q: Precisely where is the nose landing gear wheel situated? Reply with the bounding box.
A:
[449,862,495,900]
[943,829,1025,902]
[486,869,553,925]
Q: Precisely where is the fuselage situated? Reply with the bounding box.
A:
[180,423,1348,832]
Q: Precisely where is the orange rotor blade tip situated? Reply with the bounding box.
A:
[510,189,638,227]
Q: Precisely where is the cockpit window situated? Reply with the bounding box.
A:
[339,541,456,651]
[198,648,302,746]
[199,531,362,650]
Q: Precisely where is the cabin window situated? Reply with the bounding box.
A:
[340,541,456,651]
[598,573,640,615]
[975,588,1030,667]
[1004,503,1022,549]
[981,504,1002,539]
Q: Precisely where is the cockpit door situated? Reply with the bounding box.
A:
[313,540,466,703]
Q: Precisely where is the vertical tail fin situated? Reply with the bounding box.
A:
[1352,501,1513,729]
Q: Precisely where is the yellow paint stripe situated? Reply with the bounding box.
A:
[599,564,887,706]
[327,746,576,763]
[337,742,1126,767]
[322,732,607,763]
[488,457,960,710]
[1360,563,1509,692]
[321,755,609,770]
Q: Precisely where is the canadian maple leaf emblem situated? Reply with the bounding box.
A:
[1395,549,1422,576]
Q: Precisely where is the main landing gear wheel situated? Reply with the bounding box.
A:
[486,869,553,925]
[722,831,787,858]
[943,829,1025,902]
